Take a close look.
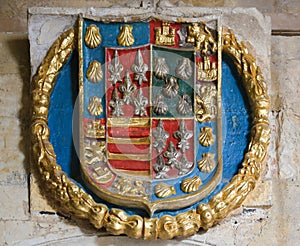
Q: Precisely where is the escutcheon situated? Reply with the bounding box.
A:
[31,12,270,239]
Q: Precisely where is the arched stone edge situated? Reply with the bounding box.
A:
[31,26,270,240]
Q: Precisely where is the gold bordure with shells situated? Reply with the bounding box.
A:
[31,20,270,239]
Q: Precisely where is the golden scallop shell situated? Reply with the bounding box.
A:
[86,60,103,83]
[198,126,215,147]
[87,96,103,116]
[117,25,134,46]
[180,176,202,193]
[85,24,102,48]
[154,183,176,198]
[198,153,216,173]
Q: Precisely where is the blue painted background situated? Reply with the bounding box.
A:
[82,20,150,119]
[49,50,250,217]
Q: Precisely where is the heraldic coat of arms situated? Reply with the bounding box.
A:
[80,19,222,215]
[31,11,270,239]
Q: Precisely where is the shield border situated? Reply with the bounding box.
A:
[78,20,223,215]
[31,15,270,239]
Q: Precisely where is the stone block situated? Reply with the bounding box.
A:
[243,180,272,207]
[0,117,27,185]
[271,36,300,181]
[26,6,272,244]
[0,74,28,118]
[0,184,29,220]
[0,33,29,75]
[0,220,35,245]
[29,175,56,213]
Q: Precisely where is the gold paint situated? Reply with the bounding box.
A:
[198,153,216,173]
[107,136,150,145]
[31,27,108,230]
[105,209,143,238]
[196,84,217,122]
[195,95,210,122]
[154,183,176,198]
[107,117,150,127]
[32,22,270,239]
[86,60,103,83]
[155,22,175,46]
[197,56,217,81]
[158,210,201,239]
[180,176,202,193]
[198,126,215,147]
[92,167,114,184]
[84,141,106,165]
[144,218,159,239]
[107,152,150,161]
[117,25,134,46]
[196,204,214,230]
[85,24,102,48]
[186,22,217,54]
[117,169,150,177]
[113,178,147,197]
[87,96,103,116]
[85,120,105,138]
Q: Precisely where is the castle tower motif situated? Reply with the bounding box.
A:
[155,22,175,46]
[85,120,106,138]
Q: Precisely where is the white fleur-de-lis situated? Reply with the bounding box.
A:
[131,49,148,85]
[175,154,193,176]
[109,87,124,117]
[164,141,181,167]
[119,70,137,105]
[133,88,148,116]
[153,120,169,153]
[153,155,170,179]
[108,50,123,85]
[174,120,193,152]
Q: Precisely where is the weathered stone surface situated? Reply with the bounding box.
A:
[271,36,300,181]
[0,214,100,245]
[0,185,29,220]
[243,180,272,207]
[3,0,300,32]
[0,117,27,185]
[30,175,56,213]
[1,3,300,245]
[25,6,273,243]
[0,33,29,75]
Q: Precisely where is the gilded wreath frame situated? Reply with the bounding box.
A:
[31,17,270,239]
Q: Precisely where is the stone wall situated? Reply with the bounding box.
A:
[0,1,299,245]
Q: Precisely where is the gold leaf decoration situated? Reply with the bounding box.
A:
[86,60,103,83]
[198,126,215,147]
[105,209,143,239]
[85,24,101,48]
[181,176,202,193]
[87,96,103,116]
[31,22,270,239]
[154,183,176,198]
[198,153,216,173]
[117,25,134,46]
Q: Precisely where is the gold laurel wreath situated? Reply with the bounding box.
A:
[31,27,270,239]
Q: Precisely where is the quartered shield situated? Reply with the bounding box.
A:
[31,6,271,238]
[79,18,222,215]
